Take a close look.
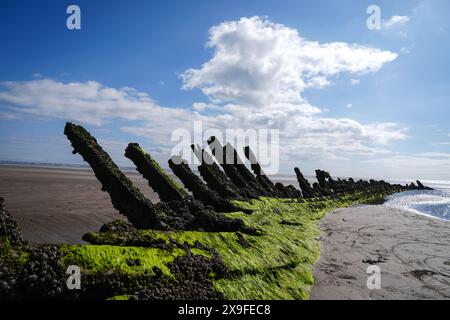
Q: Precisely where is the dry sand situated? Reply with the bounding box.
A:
[311,205,450,300]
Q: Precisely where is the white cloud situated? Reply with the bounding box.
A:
[345,104,353,108]
[180,16,404,160]
[182,17,397,114]
[350,79,360,85]
[0,79,193,127]
[0,77,406,164]
[384,15,411,29]
[192,102,221,112]
[0,17,406,171]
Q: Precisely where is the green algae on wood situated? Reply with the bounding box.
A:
[107,294,133,300]
[64,123,164,229]
[61,245,186,278]
[125,143,188,202]
[1,181,403,300]
[81,188,402,300]
[0,237,30,266]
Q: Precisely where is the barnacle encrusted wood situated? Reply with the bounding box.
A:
[168,156,239,212]
[64,122,163,229]
[191,144,241,199]
[125,143,188,202]
[64,123,247,233]
[0,122,430,300]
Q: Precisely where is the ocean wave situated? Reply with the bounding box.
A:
[384,189,450,221]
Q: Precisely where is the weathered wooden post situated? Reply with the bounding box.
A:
[125,143,188,202]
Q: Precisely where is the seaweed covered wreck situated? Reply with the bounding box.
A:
[0,123,431,300]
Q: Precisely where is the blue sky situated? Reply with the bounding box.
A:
[1,0,449,180]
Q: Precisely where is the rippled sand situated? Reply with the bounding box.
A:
[311,205,450,300]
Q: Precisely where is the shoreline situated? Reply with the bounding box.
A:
[355,202,449,223]
[2,165,448,299]
[311,205,450,300]
[2,162,403,299]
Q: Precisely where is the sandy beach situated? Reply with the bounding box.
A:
[0,166,161,244]
[0,166,298,244]
[1,166,449,299]
[311,205,450,299]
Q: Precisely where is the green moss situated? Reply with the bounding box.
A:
[76,187,401,300]
[107,295,132,300]
[83,229,172,246]
[190,248,213,258]
[136,145,187,195]
[213,263,314,300]
[61,245,186,279]
[114,198,331,299]
[16,251,30,265]
[0,237,29,265]
[0,236,12,256]
[151,189,397,299]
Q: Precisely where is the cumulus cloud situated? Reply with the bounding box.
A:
[182,16,397,113]
[384,15,411,29]
[0,16,406,169]
[180,16,404,161]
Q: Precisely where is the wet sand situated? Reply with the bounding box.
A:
[311,205,450,300]
[0,166,161,244]
[0,166,297,244]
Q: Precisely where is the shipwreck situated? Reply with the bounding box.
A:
[0,122,431,300]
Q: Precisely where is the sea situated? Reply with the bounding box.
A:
[384,182,450,222]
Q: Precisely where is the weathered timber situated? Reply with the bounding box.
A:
[315,170,330,189]
[65,123,248,233]
[244,146,281,196]
[207,137,261,199]
[125,143,188,202]
[64,122,163,229]
[416,180,433,190]
[222,143,272,197]
[312,182,324,197]
[314,170,334,196]
[294,167,316,198]
[191,144,240,199]
[168,156,239,212]
[208,137,249,189]
[244,146,302,199]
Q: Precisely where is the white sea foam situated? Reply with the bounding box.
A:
[384,189,450,221]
